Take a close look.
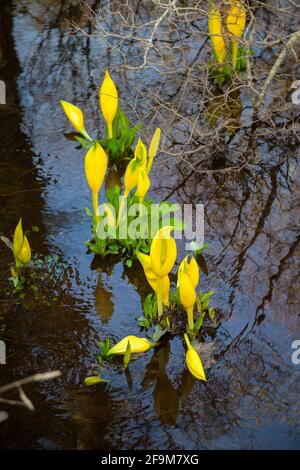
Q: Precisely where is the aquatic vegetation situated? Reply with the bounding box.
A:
[178,256,199,331]
[137,233,215,336]
[208,1,248,87]
[184,334,206,382]
[208,1,226,65]
[60,70,141,165]
[0,219,31,289]
[99,70,118,140]
[59,65,215,386]
[226,0,247,70]
[138,226,176,319]
[12,219,31,268]
[60,101,92,142]
[84,129,181,264]
[85,141,108,217]
[107,335,155,356]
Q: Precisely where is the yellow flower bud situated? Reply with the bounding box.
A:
[13,218,24,261]
[18,235,31,265]
[226,0,246,39]
[178,271,197,311]
[208,1,227,64]
[85,142,107,194]
[136,169,150,200]
[147,128,161,174]
[60,100,92,141]
[178,255,199,289]
[99,70,118,139]
[184,334,206,381]
[85,142,108,216]
[178,256,199,330]
[225,0,246,69]
[13,219,31,266]
[107,335,154,356]
[150,226,177,279]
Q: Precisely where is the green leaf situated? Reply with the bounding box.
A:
[85,207,94,217]
[75,136,92,148]
[98,337,110,362]
[125,258,133,268]
[118,108,129,133]
[138,316,150,328]
[193,312,205,334]
[208,307,215,320]
[201,290,215,302]
[144,294,154,319]
[153,324,166,342]
[108,243,120,254]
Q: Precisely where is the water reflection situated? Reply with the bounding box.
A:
[95,271,114,324]
[142,343,180,425]
[207,88,242,137]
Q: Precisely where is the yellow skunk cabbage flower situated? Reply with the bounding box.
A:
[150,226,177,279]
[60,100,92,141]
[178,255,199,288]
[208,1,227,64]
[178,256,199,330]
[150,226,177,317]
[147,128,161,175]
[107,335,154,356]
[225,0,246,69]
[136,169,150,201]
[85,141,108,216]
[13,219,31,267]
[137,251,170,305]
[123,158,142,197]
[99,70,118,139]
[178,271,197,330]
[134,138,147,166]
[184,334,206,381]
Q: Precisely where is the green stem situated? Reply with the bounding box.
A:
[92,191,99,218]
[184,333,192,350]
[108,122,113,139]
[157,277,163,318]
[187,307,194,331]
[81,128,93,142]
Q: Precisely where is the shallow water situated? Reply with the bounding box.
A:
[0,0,299,450]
